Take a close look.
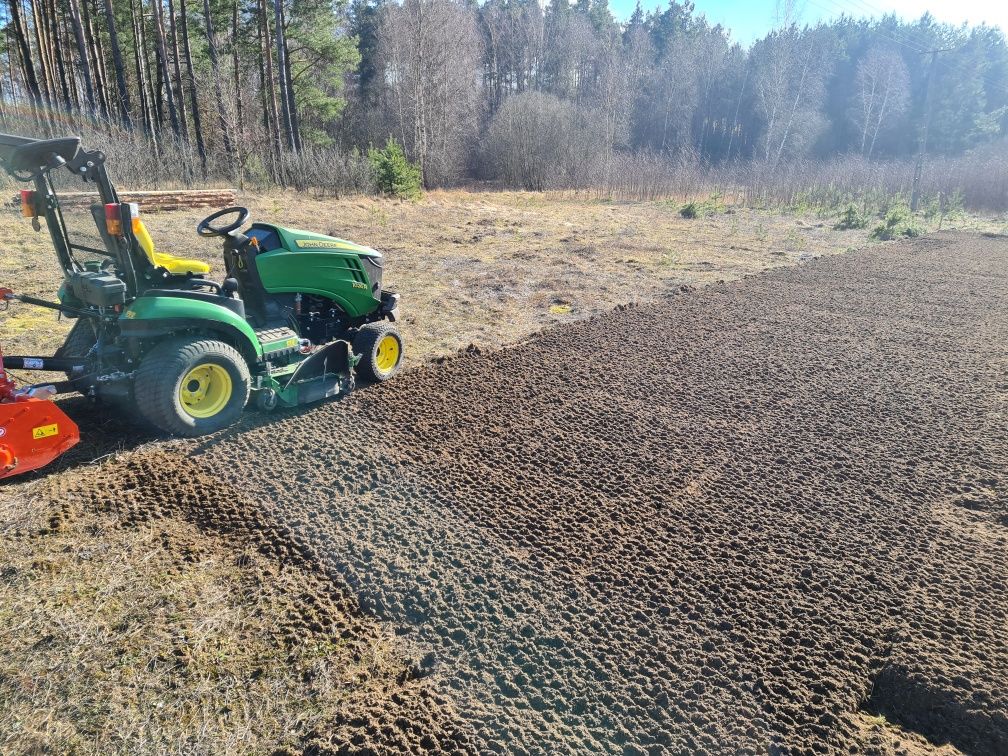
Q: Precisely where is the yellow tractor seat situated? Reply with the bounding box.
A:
[131,217,210,276]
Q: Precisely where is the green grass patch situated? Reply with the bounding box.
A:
[834,205,869,230]
[870,203,922,241]
[677,192,726,220]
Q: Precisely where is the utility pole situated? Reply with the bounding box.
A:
[910,47,957,212]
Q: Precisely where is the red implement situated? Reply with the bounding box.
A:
[0,341,79,480]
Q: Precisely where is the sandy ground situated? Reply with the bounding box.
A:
[3,227,1005,752]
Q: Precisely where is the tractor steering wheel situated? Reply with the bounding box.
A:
[197,206,250,238]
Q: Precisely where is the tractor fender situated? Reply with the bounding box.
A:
[120,295,263,361]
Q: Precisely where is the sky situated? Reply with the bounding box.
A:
[608,0,1008,46]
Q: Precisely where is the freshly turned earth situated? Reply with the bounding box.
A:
[67,233,1008,753]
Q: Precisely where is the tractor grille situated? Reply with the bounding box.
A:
[361,256,383,297]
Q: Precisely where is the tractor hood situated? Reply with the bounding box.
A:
[272,226,383,260]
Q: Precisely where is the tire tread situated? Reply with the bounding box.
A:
[353,322,403,383]
[134,337,250,436]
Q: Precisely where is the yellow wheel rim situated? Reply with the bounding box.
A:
[179,363,233,418]
[375,334,401,374]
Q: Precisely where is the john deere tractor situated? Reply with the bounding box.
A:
[0,133,403,442]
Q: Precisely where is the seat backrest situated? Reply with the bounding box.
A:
[131,217,159,268]
[91,202,156,266]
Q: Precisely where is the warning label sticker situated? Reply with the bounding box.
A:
[32,424,58,439]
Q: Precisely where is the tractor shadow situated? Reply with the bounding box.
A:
[4,376,387,485]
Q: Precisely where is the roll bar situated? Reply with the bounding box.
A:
[0,133,145,298]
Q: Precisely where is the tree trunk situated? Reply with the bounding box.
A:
[81,0,112,121]
[67,0,96,117]
[260,0,272,139]
[179,0,206,172]
[61,2,85,112]
[860,76,876,156]
[260,0,284,161]
[272,0,295,150]
[103,0,134,129]
[9,0,44,111]
[167,0,188,139]
[232,0,244,187]
[151,0,181,137]
[48,0,75,111]
[726,65,748,162]
[202,0,233,156]
[131,0,158,144]
[277,0,299,151]
[774,41,812,169]
[30,0,56,105]
[412,0,427,179]
[868,72,893,161]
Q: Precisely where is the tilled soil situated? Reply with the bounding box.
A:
[64,232,1007,753]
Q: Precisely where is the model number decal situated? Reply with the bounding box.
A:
[23,358,44,369]
[32,423,59,439]
[351,281,367,289]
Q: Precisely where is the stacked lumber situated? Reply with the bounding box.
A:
[13,189,237,213]
[118,189,237,212]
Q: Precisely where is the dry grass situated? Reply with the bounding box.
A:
[0,477,452,754]
[2,188,881,366]
[854,711,964,755]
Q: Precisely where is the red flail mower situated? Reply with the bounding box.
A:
[0,288,79,480]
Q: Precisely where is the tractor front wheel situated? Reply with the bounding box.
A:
[353,323,403,383]
[134,337,250,436]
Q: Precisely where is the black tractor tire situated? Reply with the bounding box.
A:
[134,337,250,437]
[55,318,97,378]
[353,322,404,383]
[56,318,135,411]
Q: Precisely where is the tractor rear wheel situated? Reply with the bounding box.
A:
[134,337,250,436]
[353,323,403,383]
[55,318,97,378]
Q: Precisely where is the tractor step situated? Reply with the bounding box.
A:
[255,327,300,357]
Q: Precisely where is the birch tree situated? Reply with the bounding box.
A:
[751,26,829,166]
[852,46,910,158]
[377,0,483,185]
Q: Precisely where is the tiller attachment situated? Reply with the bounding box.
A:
[0,342,79,480]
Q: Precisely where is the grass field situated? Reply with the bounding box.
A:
[0,189,888,365]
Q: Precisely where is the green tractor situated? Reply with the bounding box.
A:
[0,133,403,439]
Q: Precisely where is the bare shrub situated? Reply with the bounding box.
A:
[375,0,484,186]
[479,91,593,190]
[0,111,375,197]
